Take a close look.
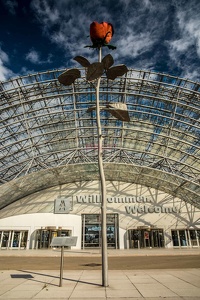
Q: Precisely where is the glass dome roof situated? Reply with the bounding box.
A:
[0,68,200,209]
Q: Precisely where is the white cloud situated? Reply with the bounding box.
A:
[0,48,13,81]
[181,68,200,81]
[20,66,36,76]
[31,0,169,62]
[30,0,200,81]
[26,49,40,64]
[31,0,114,62]
[166,1,200,81]
[176,9,200,57]
[31,0,60,28]
[25,49,53,64]
[116,32,155,59]
[168,7,200,57]
[2,0,18,15]
[169,38,191,53]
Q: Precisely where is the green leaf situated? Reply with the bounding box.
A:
[102,54,114,70]
[106,65,129,80]
[58,69,81,86]
[86,62,104,81]
[74,56,90,67]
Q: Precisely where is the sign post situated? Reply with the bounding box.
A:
[50,236,78,287]
[59,245,64,287]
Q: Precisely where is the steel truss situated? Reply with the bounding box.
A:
[0,69,200,209]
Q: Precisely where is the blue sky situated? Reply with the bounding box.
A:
[0,0,200,82]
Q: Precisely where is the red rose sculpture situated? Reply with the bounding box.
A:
[90,21,114,44]
[85,21,116,49]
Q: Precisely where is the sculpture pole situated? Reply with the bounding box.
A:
[58,21,129,288]
[96,46,108,287]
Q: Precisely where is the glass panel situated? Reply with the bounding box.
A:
[106,215,116,224]
[85,215,100,224]
[154,229,164,247]
[129,229,164,248]
[36,229,71,249]
[2,231,9,247]
[152,230,163,247]
[130,230,140,248]
[12,231,20,247]
[179,230,187,246]
[189,230,198,246]
[85,225,100,247]
[57,230,70,237]
[82,214,118,248]
[197,230,200,243]
[20,231,28,248]
[144,231,150,247]
[107,226,115,247]
[189,229,196,239]
[171,230,179,246]
[40,230,50,248]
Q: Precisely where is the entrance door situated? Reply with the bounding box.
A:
[12,231,20,248]
[151,229,164,247]
[1,231,9,248]
[84,224,100,247]
[179,230,187,246]
[171,230,188,247]
[40,230,50,248]
[129,228,164,248]
[36,229,71,249]
[0,230,28,249]
[20,231,28,249]
[82,214,119,249]
[171,230,179,246]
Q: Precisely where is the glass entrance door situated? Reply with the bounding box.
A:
[171,230,188,247]
[151,229,164,247]
[1,231,9,248]
[36,229,71,249]
[82,214,119,249]
[128,228,164,248]
[0,230,28,249]
[12,231,20,248]
[179,230,187,246]
[84,224,100,247]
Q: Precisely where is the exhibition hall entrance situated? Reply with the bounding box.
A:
[35,228,71,249]
[82,214,119,249]
[171,229,200,247]
[128,227,164,248]
[0,230,28,249]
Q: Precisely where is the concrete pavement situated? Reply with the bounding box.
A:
[0,269,200,299]
[1,247,200,257]
[0,249,200,299]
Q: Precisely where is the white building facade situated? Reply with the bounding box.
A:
[1,69,200,251]
[0,181,199,250]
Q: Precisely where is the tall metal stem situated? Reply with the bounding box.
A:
[96,47,108,287]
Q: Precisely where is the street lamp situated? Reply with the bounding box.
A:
[58,21,130,287]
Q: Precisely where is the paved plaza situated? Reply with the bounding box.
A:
[0,268,200,299]
[0,248,200,299]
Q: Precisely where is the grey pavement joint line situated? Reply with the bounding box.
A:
[123,270,144,298]
[68,270,84,299]
[0,273,28,298]
[148,269,181,298]
[0,269,199,299]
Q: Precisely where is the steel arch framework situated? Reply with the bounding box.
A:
[0,68,200,209]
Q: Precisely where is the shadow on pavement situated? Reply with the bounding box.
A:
[17,269,102,287]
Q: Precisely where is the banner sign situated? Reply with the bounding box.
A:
[54,196,73,214]
[54,194,180,214]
